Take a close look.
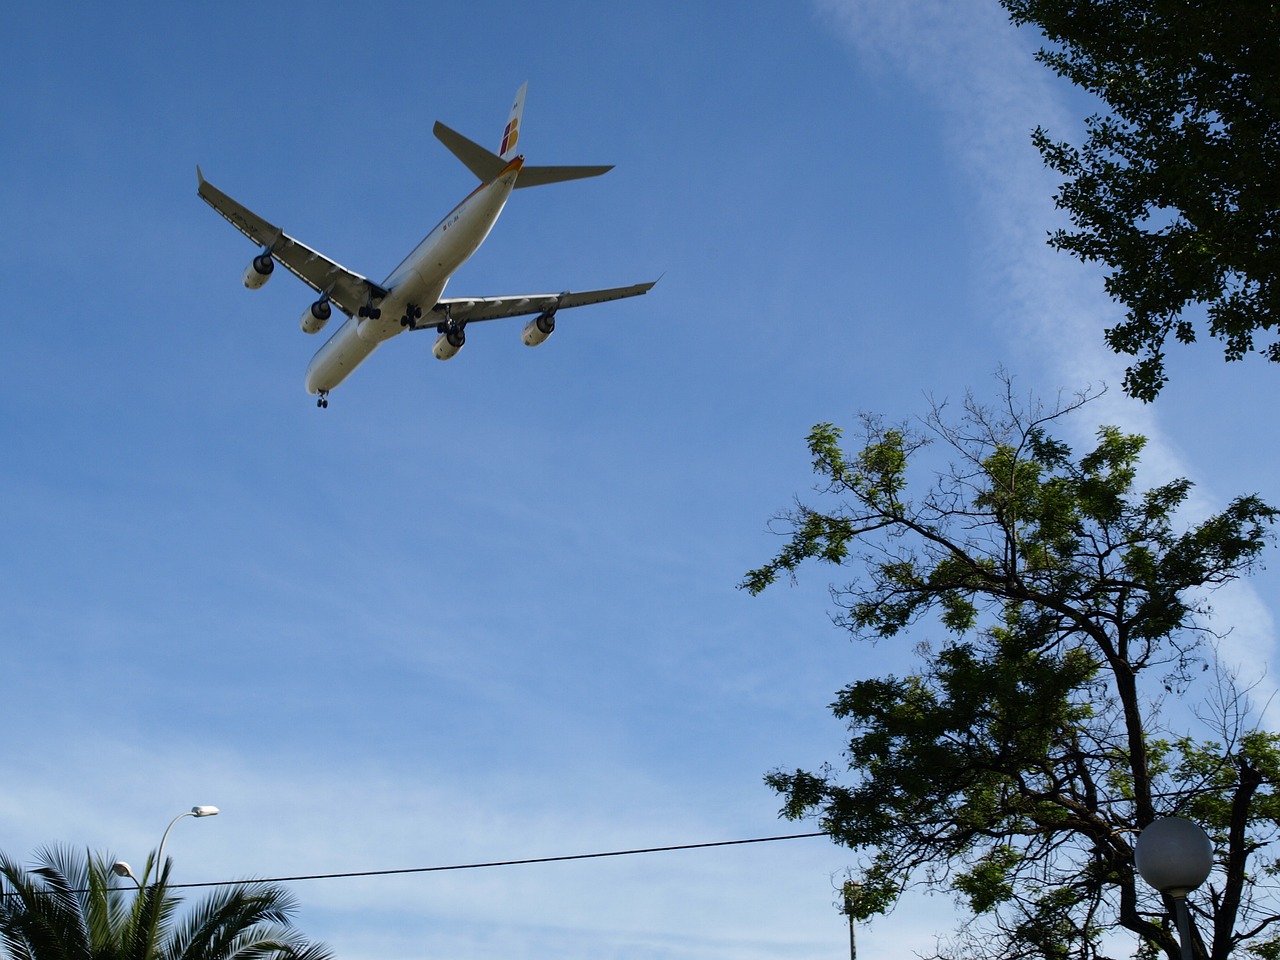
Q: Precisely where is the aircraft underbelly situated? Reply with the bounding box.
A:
[305,318,380,394]
[377,174,515,319]
[414,204,506,289]
[430,217,493,275]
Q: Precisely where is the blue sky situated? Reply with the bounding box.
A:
[2,1,1276,957]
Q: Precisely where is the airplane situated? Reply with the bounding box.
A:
[197,83,655,407]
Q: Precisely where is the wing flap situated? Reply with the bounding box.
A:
[429,281,656,324]
[196,168,283,249]
[196,168,385,317]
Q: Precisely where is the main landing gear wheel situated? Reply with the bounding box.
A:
[358,305,382,319]
[399,303,423,329]
[316,391,329,409]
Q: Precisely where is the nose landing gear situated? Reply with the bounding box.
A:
[316,390,329,409]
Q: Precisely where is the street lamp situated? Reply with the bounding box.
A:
[111,806,219,888]
[110,861,142,888]
[1135,817,1214,960]
[155,806,219,879]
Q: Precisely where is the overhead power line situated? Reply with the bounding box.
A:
[168,832,828,890]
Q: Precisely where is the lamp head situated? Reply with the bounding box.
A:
[111,861,141,887]
[191,806,219,817]
[1135,817,1214,898]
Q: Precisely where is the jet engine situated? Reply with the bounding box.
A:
[243,253,274,289]
[521,310,556,347]
[433,325,465,360]
[300,297,332,334]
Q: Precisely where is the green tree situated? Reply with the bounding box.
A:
[999,0,1280,401]
[0,847,331,960]
[743,382,1280,959]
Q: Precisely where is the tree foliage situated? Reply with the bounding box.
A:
[0,848,331,960]
[999,0,1280,401]
[743,382,1280,959]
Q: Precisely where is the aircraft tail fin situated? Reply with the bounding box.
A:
[432,83,615,187]
[499,82,527,161]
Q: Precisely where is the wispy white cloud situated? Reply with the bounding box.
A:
[0,728,856,960]
[812,0,1275,712]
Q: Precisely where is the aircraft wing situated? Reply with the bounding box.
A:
[196,168,386,317]
[429,281,656,324]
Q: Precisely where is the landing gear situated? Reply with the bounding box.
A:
[399,303,423,329]
[358,304,382,319]
[316,390,329,409]
[439,318,465,348]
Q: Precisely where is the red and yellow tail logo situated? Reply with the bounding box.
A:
[500,118,519,156]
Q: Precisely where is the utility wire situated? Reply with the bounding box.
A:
[167,832,828,890]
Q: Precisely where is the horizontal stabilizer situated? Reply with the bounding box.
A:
[433,121,613,188]
[433,121,506,183]
[513,164,613,188]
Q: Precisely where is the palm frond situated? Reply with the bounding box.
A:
[0,852,327,960]
[166,883,316,960]
[0,848,90,960]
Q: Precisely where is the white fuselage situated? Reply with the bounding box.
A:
[303,158,523,395]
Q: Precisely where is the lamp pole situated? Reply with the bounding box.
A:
[1134,817,1214,960]
[843,881,862,960]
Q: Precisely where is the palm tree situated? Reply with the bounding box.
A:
[0,847,331,960]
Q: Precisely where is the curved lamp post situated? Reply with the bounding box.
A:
[112,805,219,888]
[156,806,219,877]
[1135,817,1214,960]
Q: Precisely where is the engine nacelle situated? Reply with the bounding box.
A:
[521,311,556,347]
[300,298,332,335]
[243,253,274,290]
[433,326,465,361]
